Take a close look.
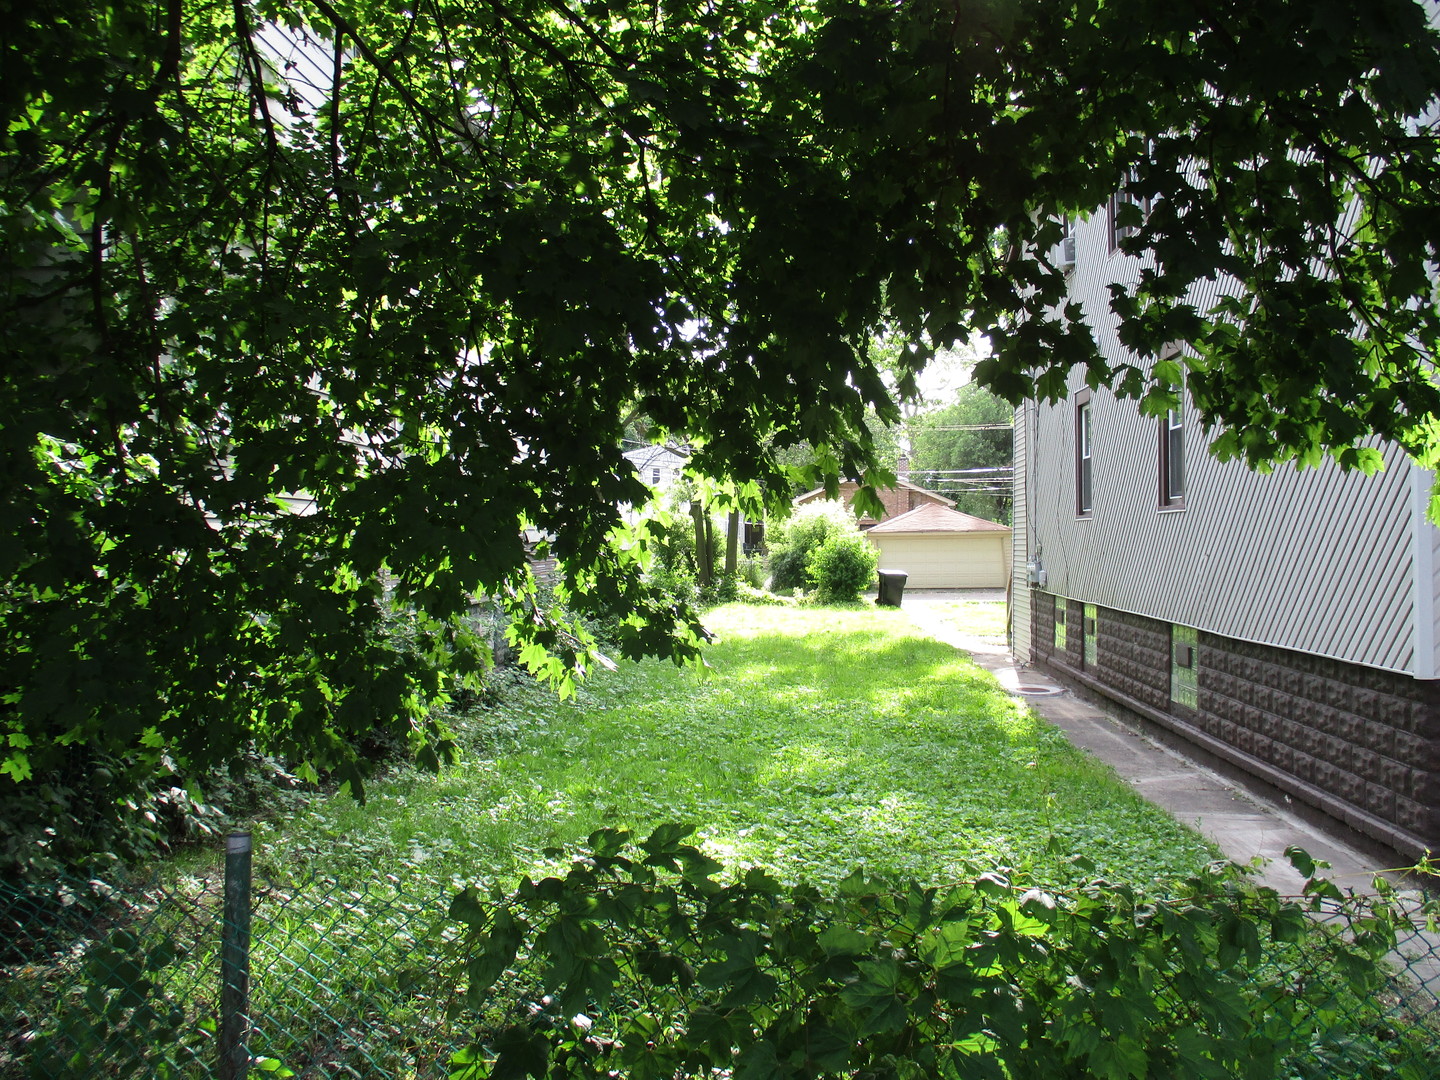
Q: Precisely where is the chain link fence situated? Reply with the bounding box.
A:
[2,840,471,1079]
[2,836,1437,1079]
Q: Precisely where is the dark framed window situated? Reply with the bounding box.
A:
[652,468,662,484]
[1059,215,1077,273]
[1156,351,1185,509]
[1159,406,1184,508]
[1075,389,1093,517]
[1107,171,1150,253]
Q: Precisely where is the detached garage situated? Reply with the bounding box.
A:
[865,503,1011,589]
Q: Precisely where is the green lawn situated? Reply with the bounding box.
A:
[250,603,1218,890]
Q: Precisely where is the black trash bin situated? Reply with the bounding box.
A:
[876,569,908,607]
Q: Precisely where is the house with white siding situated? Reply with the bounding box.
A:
[1011,204,1440,861]
[622,443,688,494]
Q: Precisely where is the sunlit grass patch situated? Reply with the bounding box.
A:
[250,602,1220,893]
[950,598,1010,643]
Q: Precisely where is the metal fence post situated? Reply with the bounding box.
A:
[221,830,252,1080]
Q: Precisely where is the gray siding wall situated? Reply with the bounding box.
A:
[1024,211,1423,675]
[1425,477,1440,679]
[1010,406,1031,659]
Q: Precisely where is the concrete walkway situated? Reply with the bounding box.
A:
[896,588,1396,893]
[898,589,1440,1000]
[897,589,1400,894]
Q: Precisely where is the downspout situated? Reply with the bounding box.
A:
[1412,461,1436,680]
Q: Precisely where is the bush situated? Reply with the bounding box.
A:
[450,828,1440,1080]
[734,581,791,605]
[645,510,762,609]
[703,573,742,605]
[765,544,810,593]
[738,553,766,589]
[645,510,732,608]
[651,515,701,574]
[646,563,701,610]
[766,500,861,592]
[807,532,878,603]
[0,597,479,884]
[0,746,222,882]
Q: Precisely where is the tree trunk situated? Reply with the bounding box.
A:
[690,501,713,588]
[725,510,740,577]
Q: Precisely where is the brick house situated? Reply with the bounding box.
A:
[793,477,954,530]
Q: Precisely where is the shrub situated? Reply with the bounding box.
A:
[0,746,220,882]
[701,573,741,605]
[644,563,700,611]
[449,828,1440,1080]
[766,500,861,592]
[807,532,878,603]
[734,581,790,605]
[0,597,478,883]
[646,510,735,607]
[765,544,810,593]
[738,552,766,589]
[651,515,700,574]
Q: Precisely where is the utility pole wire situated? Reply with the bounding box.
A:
[911,466,1014,475]
[914,424,1013,431]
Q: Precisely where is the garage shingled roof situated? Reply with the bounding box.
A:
[864,502,1010,534]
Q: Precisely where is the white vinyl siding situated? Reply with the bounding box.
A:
[1022,211,1418,674]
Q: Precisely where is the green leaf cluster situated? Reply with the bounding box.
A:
[967,0,1440,489]
[26,926,210,1078]
[448,827,1434,1080]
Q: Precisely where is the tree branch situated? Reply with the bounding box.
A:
[307,0,486,165]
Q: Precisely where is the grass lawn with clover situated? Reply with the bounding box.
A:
[247,602,1218,891]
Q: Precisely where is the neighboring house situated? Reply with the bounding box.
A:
[622,443,689,494]
[1011,204,1440,859]
[621,442,765,553]
[522,527,558,583]
[794,477,954,529]
[867,503,1011,589]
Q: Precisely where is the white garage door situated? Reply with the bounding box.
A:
[870,533,1008,589]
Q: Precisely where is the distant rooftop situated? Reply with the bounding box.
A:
[865,502,1009,534]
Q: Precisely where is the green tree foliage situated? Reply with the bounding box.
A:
[765,501,860,593]
[976,0,1440,484]
[767,406,904,498]
[452,828,1439,1080]
[3,0,1440,806]
[908,383,1014,523]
